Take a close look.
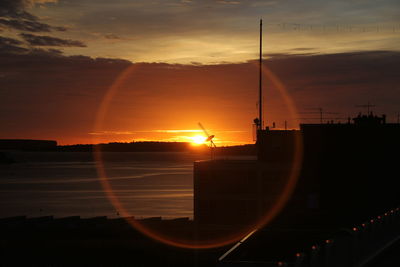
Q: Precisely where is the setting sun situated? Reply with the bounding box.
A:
[190,135,207,145]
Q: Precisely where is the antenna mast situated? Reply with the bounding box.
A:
[258,19,263,130]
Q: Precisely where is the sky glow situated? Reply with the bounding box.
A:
[0,0,399,145]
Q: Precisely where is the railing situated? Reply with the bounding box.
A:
[219,207,400,267]
[294,207,400,267]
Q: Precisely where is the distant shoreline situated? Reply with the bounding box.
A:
[0,139,255,154]
[0,141,256,165]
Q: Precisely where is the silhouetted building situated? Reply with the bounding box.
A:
[194,113,400,227]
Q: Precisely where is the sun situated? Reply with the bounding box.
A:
[190,135,207,145]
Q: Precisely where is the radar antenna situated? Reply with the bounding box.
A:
[198,122,216,159]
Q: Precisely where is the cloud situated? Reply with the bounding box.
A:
[0,0,65,32]
[0,47,132,143]
[104,33,122,40]
[0,35,24,46]
[0,0,58,16]
[52,0,397,63]
[0,35,68,56]
[1,49,399,144]
[30,0,58,4]
[72,0,399,37]
[0,0,86,61]
[263,52,318,60]
[260,51,400,121]
[0,0,38,20]
[0,18,66,32]
[0,35,29,54]
[290,48,316,51]
[217,0,241,5]
[20,33,86,47]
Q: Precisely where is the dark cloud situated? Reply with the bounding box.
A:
[0,49,399,143]
[0,0,66,32]
[20,33,86,47]
[0,48,132,142]
[0,1,85,61]
[104,33,121,40]
[262,51,400,118]
[263,52,318,59]
[0,35,71,56]
[0,0,38,20]
[0,35,23,46]
[0,35,29,54]
[216,0,241,4]
[72,0,400,39]
[0,18,52,32]
[73,0,253,39]
[290,48,316,51]
[28,47,64,56]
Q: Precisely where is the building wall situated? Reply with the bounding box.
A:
[194,121,400,228]
[194,160,295,226]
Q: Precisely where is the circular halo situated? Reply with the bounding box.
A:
[92,62,303,249]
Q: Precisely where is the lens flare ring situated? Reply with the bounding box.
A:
[92,63,303,249]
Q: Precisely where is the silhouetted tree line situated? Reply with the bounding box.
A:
[0,139,256,155]
[58,141,194,152]
[58,142,256,154]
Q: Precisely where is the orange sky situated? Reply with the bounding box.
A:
[1,1,399,145]
[2,52,400,146]
[75,61,303,145]
[79,62,271,146]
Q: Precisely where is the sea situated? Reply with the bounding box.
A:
[0,151,209,219]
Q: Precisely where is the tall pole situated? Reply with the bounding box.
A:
[259,19,263,130]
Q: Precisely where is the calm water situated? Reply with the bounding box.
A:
[0,151,208,219]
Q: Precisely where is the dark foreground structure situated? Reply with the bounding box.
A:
[194,113,400,266]
[0,216,229,266]
[2,114,400,267]
[0,139,57,151]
